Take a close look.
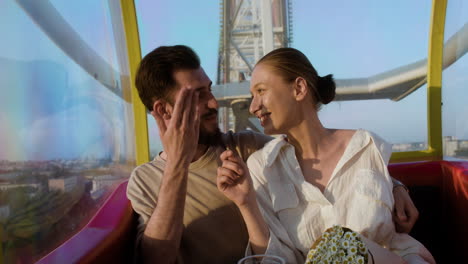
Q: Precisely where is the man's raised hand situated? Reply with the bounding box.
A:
[151,87,200,165]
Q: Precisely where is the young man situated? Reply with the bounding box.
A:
[127,45,418,264]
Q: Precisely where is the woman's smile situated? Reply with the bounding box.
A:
[258,112,271,126]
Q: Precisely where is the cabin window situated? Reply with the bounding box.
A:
[294,1,432,153]
[442,0,468,160]
[136,0,432,156]
[0,1,136,262]
[135,0,221,157]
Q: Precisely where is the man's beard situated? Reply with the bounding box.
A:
[198,126,222,146]
[198,108,223,146]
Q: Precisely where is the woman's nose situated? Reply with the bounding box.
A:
[249,96,261,115]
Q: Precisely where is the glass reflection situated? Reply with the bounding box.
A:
[0,1,135,262]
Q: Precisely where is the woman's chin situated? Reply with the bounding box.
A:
[263,126,278,135]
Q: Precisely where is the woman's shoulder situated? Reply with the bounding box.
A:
[332,129,392,164]
[337,129,389,146]
[335,128,357,136]
[246,135,290,176]
[329,129,358,150]
[246,147,264,166]
[334,129,357,142]
[359,129,393,165]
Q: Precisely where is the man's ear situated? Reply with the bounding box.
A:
[293,77,308,101]
[152,100,171,120]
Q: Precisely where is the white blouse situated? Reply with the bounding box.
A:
[246,129,434,264]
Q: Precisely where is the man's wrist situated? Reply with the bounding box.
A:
[392,178,409,192]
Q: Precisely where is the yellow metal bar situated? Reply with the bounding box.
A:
[120,0,150,165]
[426,0,447,158]
[391,150,439,163]
[390,0,447,163]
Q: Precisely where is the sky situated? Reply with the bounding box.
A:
[0,0,466,161]
[135,0,468,150]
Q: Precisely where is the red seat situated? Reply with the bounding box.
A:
[36,160,468,264]
[389,160,468,263]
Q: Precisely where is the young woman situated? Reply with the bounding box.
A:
[217,48,435,264]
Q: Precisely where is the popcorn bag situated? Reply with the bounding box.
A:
[305,225,370,264]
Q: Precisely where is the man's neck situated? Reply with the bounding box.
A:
[192,144,209,162]
[160,144,209,163]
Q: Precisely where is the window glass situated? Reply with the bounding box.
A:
[136,0,431,156]
[294,0,431,151]
[135,0,220,157]
[0,1,135,262]
[442,0,468,159]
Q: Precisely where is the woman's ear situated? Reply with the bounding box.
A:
[293,77,308,101]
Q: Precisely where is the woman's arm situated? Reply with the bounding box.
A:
[237,194,270,254]
[217,150,303,263]
[216,150,269,254]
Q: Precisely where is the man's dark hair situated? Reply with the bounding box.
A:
[135,45,200,111]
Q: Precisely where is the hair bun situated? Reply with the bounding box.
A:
[317,74,336,104]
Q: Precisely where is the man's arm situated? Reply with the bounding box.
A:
[391,177,419,233]
[371,132,419,234]
[141,88,200,264]
[140,162,189,263]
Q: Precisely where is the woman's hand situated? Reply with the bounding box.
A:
[217,150,270,255]
[217,150,255,207]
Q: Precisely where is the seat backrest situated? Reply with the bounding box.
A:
[389,160,468,264]
[36,180,137,264]
[38,161,468,264]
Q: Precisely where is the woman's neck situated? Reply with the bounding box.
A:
[286,113,333,160]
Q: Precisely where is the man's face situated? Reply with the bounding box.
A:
[170,67,221,144]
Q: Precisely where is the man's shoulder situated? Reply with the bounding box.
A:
[132,159,164,174]
[221,130,273,161]
[127,159,164,207]
[222,130,272,147]
[128,159,164,188]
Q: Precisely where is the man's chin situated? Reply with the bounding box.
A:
[198,127,222,146]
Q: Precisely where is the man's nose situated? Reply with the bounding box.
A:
[207,94,219,109]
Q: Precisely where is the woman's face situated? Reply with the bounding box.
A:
[249,63,298,135]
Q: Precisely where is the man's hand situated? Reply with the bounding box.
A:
[142,87,200,264]
[151,87,200,165]
[393,186,419,233]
